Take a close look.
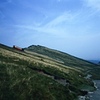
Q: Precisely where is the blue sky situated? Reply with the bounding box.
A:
[0,0,100,60]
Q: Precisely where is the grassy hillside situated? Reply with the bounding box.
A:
[0,44,100,100]
[25,45,100,79]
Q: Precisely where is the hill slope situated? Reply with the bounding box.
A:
[0,44,100,100]
[25,45,100,79]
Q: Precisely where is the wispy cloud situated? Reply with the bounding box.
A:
[7,0,12,3]
[44,12,73,27]
[7,0,100,42]
[0,11,5,19]
[57,0,61,2]
[14,8,97,37]
[83,0,100,11]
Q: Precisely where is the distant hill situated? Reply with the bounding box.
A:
[25,45,99,77]
[25,45,100,79]
[0,43,100,100]
[88,60,100,64]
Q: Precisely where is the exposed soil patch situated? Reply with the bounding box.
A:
[29,67,69,86]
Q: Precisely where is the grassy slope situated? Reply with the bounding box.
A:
[0,44,99,100]
[26,45,100,79]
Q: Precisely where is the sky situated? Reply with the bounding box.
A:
[0,0,100,60]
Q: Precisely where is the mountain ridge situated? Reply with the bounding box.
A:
[88,60,100,64]
[26,45,100,80]
[26,45,97,65]
[25,45,98,69]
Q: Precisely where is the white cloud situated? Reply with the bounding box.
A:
[7,0,12,3]
[0,11,5,18]
[13,9,92,38]
[83,0,100,11]
[57,0,61,2]
[14,5,100,39]
[14,12,74,36]
[44,12,72,27]
[39,11,80,35]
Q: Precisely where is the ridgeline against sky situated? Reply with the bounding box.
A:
[0,0,100,60]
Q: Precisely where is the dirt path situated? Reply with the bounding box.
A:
[88,80,100,100]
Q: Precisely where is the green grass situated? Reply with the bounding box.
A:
[0,43,99,100]
[0,47,76,100]
[0,61,76,100]
[26,45,100,79]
